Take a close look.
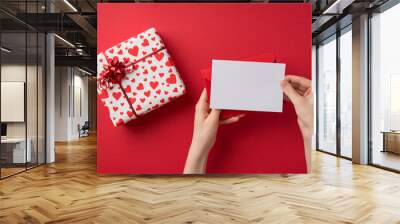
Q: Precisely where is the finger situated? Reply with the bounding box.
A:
[195,89,210,116]
[285,79,311,97]
[284,92,305,102]
[304,88,313,97]
[208,109,221,121]
[220,114,245,125]
[200,88,208,99]
[291,82,309,94]
[285,75,311,90]
[281,80,301,105]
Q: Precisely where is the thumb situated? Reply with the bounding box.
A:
[208,109,221,122]
[281,80,300,105]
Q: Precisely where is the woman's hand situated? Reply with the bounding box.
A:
[184,89,244,174]
[281,75,314,139]
[280,75,314,172]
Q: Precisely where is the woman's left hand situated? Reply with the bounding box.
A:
[183,89,244,174]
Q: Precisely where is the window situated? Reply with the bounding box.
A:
[339,28,352,158]
[370,2,400,171]
[312,45,317,150]
[317,36,337,154]
[390,75,400,130]
[0,1,47,179]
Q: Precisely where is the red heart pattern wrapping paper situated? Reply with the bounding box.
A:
[97,28,186,127]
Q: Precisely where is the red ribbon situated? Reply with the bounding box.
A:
[98,57,132,90]
[98,57,137,118]
[97,44,165,90]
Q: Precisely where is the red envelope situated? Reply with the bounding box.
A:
[202,54,277,120]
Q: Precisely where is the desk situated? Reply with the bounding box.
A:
[381,131,400,154]
[1,138,31,164]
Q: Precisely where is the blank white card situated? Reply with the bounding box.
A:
[210,60,285,112]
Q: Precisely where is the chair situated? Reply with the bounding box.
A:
[79,121,90,138]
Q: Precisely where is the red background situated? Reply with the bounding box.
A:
[97,3,311,174]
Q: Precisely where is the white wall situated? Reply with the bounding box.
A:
[71,73,89,139]
[1,63,46,164]
[54,67,89,141]
[55,66,69,141]
[1,65,26,142]
[1,65,38,137]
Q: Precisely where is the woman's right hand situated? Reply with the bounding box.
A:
[280,75,314,140]
[280,75,314,172]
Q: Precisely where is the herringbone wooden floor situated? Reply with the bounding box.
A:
[1,134,400,224]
